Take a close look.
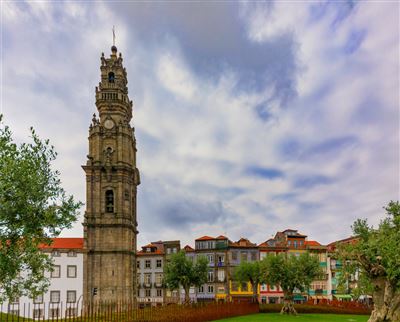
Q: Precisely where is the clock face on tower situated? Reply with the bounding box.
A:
[104,119,115,129]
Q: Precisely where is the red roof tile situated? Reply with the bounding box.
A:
[195,236,214,241]
[183,245,195,252]
[39,238,83,250]
[305,240,321,246]
[137,250,164,256]
[216,235,228,240]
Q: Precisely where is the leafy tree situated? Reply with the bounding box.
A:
[164,250,208,303]
[233,261,263,303]
[338,201,400,322]
[0,116,82,302]
[261,252,321,315]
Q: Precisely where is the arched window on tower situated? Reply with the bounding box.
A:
[105,190,114,213]
[108,72,115,83]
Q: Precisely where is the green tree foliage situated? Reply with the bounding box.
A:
[0,116,82,302]
[338,201,400,322]
[261,252,321,315]
[233,261,263,303]
[163,251,208,303]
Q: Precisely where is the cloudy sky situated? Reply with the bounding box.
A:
[2,1,399,248]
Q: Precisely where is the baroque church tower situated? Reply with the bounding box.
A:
[83,45,140,302]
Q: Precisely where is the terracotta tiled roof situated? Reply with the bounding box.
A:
[229,238,257,248]
[305,240,321,246]
[39,238,83,250]
[216,235,228,240]
[137,249,164,256]
[137,242,164,255]
[142,243,158,248]
[327,236,358,250]
[282,229,298,233]
[183,245,195,252]
[195,236,215,241]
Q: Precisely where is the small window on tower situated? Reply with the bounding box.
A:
[108,72,115,83]
[105,190,114,213]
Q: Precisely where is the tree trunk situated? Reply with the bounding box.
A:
[252,283,259,303]
[184,286,190,304]
[280,292,297,315]
[368,277,400,322]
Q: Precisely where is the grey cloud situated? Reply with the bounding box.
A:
[108,2,300,110]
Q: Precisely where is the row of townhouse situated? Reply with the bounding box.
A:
[177,229,358,304]
[1,232,359,317]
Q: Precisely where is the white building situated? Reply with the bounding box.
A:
[1,238,84,319]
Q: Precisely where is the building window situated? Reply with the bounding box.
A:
[51,265,61,278]
[52,250,60,257]
[144,273,151,285]
[231,282,239,292]
[108,72,115,83]
[145,289,151,297]
[50,291,60,303]
[207,285,214,293]
[50,308,59,318]
[156,259,162,268]
[33,309,44,319]
[240,252,247,262]
[172,247,177,253]
[231,252,237,261]
[137,261,140,269]
[156,289,162,297]
[66,307,77,317]
[33,294,43,304]
[105,190,114,213]
[207,254,214,264]
[155,273,163,285]
[208,270,214,282]
[145,260,151,269]
[198,285,204,293]
[67,250,77,257]
[67,265,77,278]
[217,269,225,282]
[251,252,257,261]
[217,255,224,265]
[67,290,76,303]
[294,241,298,248]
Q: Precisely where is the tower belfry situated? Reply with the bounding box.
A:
[82,45,140,303]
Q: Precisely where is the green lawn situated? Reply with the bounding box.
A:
[214,313,369,322]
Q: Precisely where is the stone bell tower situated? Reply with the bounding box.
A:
[82,45,140,303]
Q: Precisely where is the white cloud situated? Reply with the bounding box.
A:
[2,1,398,249]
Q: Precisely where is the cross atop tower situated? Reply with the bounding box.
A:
[112,25,116,46]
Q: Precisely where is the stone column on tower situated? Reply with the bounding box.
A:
[82,45,140,303]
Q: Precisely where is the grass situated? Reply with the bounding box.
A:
[213,313,370,322]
